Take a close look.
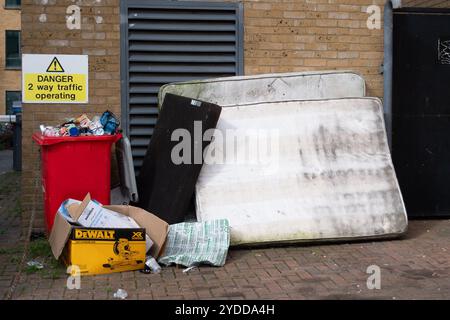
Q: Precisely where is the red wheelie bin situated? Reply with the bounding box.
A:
[32,133,122,232]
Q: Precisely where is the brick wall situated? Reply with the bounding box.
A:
[0,0,21,115]
[243,0,450,98]
[21,0,120,234]
[21,0,450,234]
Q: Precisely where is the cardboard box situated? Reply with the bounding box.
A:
[73,197,154,250]
[49,194,169,275]
[61,227,147,275]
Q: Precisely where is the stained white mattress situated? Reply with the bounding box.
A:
[195,98,408,245]
[158,71,366,108]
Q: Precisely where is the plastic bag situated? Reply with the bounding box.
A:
[158,219,230,267]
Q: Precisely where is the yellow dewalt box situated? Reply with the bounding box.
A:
[49,194,169,276]
[61,227,147,275]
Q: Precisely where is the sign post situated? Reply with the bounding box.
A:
[22,54,88,104]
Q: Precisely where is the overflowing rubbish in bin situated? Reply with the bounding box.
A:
[39,110,119,137]
[32,132,122,232]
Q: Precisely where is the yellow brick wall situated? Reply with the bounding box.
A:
[243,0,450,98]
[21,0,450,234]
[0,0,21,115]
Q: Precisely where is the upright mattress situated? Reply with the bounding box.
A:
[158,71,366,108]
[195,98,408,245]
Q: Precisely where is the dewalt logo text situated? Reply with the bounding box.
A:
[75,229,115,240]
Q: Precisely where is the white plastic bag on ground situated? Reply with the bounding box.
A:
[158,219,230,267]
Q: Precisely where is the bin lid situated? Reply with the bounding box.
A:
[32,132,122,146]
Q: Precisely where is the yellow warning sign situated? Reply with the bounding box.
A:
[22,54,88,104]
[46,57,65,73]
[24,74,87,102]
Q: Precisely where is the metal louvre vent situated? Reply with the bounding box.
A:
[121,1,244,174]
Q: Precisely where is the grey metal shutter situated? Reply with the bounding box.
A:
[121,0,244,174]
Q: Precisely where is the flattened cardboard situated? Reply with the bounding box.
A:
[49,211,73,259]
[67,193,91,221]
[49,193,169,261]
[107,205,168,258]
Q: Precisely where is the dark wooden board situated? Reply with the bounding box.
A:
[137,93,222,224]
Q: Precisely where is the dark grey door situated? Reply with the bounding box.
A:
[120,0,244,174]
[393,8,450,217]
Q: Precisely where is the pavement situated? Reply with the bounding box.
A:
[1,172,450,300]
[0,150,13,175]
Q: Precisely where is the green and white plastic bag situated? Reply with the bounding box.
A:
[158,219,230,267]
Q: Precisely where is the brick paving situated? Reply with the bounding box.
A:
[1,172,450,300]
[0,172,22,300]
